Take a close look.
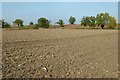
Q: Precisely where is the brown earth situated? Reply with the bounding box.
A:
[0,29,2,79]
[2,29,118,78]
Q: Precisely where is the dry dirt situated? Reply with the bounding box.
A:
[2,29,118,78]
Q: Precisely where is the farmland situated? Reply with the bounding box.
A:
[2,29,118,78]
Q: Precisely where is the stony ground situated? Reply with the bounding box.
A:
[2,29,118,78]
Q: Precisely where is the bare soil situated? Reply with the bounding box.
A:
[2,29,118,78]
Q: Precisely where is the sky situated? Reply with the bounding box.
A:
[1,0,119,2]
[0,3,2,19]
[118,2,120,24]
[1,2,119,25]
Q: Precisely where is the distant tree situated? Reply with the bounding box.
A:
[80,16,90,29]
[96,13,105,29]
[96,13,111,29]
[88,16,96,29]
[0,20,2,27]
[69,16,76,24]
[1,20,10,28]
[81,16,96,29]
[13,19,24,27]
[37,18,50,28]
[0,20,2,25]
[56,19,64,27]
[81,13,116,29]
[108,16,116,29]
[29,22,34,25]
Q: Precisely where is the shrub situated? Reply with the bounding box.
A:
[13,19,24,27]
[56,19,64,27]
[1,20,11,28]
[69,16,76,24]
[37,18,50,28]
[29,22,34,26]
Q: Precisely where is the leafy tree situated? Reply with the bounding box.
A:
[69,16,76,24]
[0,20,2,27]
[96,13,116,29]
[96,13,107,29]
[13,19,24,27]
[88,16,96,28]
[29,22,34,25]
[0,20,2,25]
[108,16,116,29]
[1,20,10,28]
[56,19,64,27]
[37,18,50,28]
[81,13,116,29]
[80,16,90,29]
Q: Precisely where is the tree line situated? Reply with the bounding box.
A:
[81,13,116,29]
[0,13,117,29]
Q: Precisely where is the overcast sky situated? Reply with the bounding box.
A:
[1,2,119,25]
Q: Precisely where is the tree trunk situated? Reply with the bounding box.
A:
[18,24,19,27]
[101,25,104,29]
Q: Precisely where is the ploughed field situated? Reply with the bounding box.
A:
[2,29,118,78]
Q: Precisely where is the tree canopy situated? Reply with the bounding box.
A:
[69,16,76,24]
[107,16,116,29]
[56,19,64,27]
[88,16,96,28]
[1,12,117,29]
[81,13,117,29]
[1,20,10,28]
[37,18,50,28]
[80,16,90,28]
[29,22,34,25]
[96,13,116,29]
[13,19,24,27]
